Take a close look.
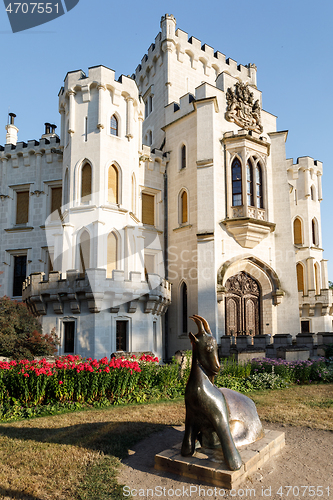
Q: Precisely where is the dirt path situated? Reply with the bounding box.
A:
[117,423,333,499]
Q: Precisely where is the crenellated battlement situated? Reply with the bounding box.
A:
[134,14,257,87]
[0,135,61,159]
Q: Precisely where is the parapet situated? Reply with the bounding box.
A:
[134,14,257,87]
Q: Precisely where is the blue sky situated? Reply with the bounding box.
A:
[1,0,333,278]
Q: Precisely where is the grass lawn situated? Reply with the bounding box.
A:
[0,384,332,500]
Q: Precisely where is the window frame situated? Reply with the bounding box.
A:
[110,114,119,136]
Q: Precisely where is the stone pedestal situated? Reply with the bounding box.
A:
[155,428,285,489]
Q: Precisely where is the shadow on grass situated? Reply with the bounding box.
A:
[0,487,44,500]
[0,421,177,460]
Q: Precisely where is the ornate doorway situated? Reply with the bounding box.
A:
[225,272,261,335]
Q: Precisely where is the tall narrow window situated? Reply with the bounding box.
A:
[110,115,118,136]
[64,322,75,353]
[231,158,242,206]
[153,321,157,353]
[312,218,318,246]
[16,190,29,224]
[116,320,127,351]
[181,145,186,169]
[81,163,92,202]
[107,232,117,278]
[108,165,118,204]
[256,164,263,208]
[84,116,88,142]
[50,186,62,221]
[145,100,149,119]
[181,191,188,223]
[296,263,304,293]
[181,282,188,334]
[13,255,27,296]
[246,160,254,206]
[142,193,155,225]
[79,230,90,274]
[293,217,303,245]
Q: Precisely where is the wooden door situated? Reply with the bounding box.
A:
[225,272,260,335]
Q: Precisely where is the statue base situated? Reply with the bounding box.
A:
[155,428,285,489]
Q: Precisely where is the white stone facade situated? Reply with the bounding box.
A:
[0,14,332,360]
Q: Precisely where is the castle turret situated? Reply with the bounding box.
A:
[5,113,18,145]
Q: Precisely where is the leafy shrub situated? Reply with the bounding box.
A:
[324,344,333,359]
[0,297,59,360]
[245,372,288,390]
[215,374,254,393]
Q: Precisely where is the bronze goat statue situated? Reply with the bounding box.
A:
[181,315,264,471]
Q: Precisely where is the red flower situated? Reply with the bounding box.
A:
[59,380,63,384]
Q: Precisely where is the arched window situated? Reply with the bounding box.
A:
[231,158,242,206]
[181,282,188,334]
[293,217,303,245]
[314,262,321,295]
[296,263,304,293]
[312,218,319,246]
[107,232,117,278]
[81,163,92,203]
[108,165,119,204]
[310,185,316,201]
[256,164,263,208]
[181,144,186,169]
[79,230,90,274]
[110,115,118,136]
[180,190,188,224]
[246,159,254,206]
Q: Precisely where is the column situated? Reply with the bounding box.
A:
[317,172,323,201]
[97,84,105,130]
[321,259,329,289]
[60,108,65,148]
[126,97,134,140]
[68,90,75,134]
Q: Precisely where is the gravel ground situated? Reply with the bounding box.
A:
[117,423,333,500]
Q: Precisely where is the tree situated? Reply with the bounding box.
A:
[0,297,59,360]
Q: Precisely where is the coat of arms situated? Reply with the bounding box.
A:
[225,82,263,133]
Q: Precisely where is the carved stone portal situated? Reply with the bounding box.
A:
[225,272,260,336]
[225,82,263,133]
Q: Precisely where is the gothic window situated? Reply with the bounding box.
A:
[81,163,92,202]
[79,230,90,274]
[110,115,118,136]
[142,193,155,225]
[256,164,263,208]
[16,190,29,225]
[180,190,188,224]
[232,158,242,206]
[13,255,27,296]
[296,263,304,293]
[293,217,303,245]
[181,282,188,334]
[108,165,119,204]
[181,144,186,169]
[247,159,254,206]
[107,232,117,278]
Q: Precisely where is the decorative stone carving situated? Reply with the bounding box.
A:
[225,272,260,297]
[226,82,263,133]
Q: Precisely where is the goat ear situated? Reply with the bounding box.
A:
[189,332,199,344]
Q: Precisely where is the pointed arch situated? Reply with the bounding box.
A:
[78,229,90,274]
[81,162,92,203]
[231,157,242,206]
[296,262,305,293]
[107,232,118,278]
[179,188,189,224]
[108,164,119,204]
[293,217,303,245]
[110,114,118,136]
[312,218,319,246]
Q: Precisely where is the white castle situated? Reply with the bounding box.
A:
[0,14,331,360]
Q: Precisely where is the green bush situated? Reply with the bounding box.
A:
[0,297,59,360]
[245,372,288,390]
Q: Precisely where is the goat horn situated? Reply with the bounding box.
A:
[190,316,205,336]
[193,314,212,335]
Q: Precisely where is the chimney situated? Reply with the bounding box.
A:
[51,124,57,134]
[5,113,18,145]
[41,122,58,139]
[45,122,51,135]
